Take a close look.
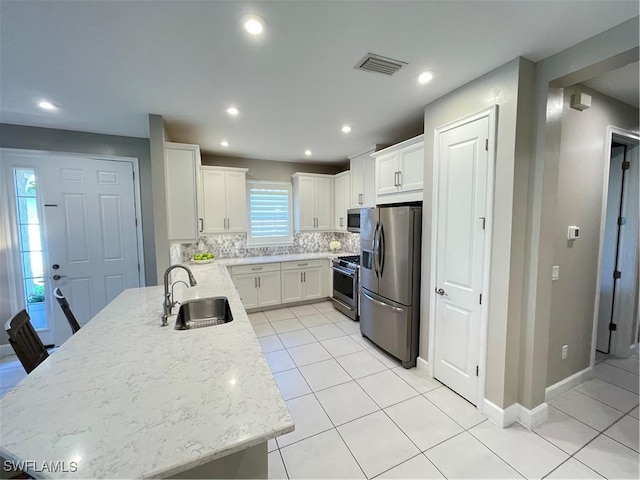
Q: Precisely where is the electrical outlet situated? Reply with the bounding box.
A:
[552,266,559,281]
[562,345,568,360]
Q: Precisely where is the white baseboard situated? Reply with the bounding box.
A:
[0,344,14,358]
[482,399,519,427]
[545,366,593,403]
[481,399,548,429]
[517,402,548,429]
[416,356,431,376]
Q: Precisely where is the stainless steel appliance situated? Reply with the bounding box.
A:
[347,209,361,233]
[360,205,422,368]
[331,254,360,320]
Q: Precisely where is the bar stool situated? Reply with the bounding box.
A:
[4,309,49,374]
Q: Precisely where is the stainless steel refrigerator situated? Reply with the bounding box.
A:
[359,205,422,368]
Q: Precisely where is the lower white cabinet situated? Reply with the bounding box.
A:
[231,264,282,309]
[280,260,325,303]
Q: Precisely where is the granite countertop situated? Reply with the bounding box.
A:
[0,263,294,478]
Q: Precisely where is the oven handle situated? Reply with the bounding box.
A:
[361,290,404,312]
[331,265,356,278]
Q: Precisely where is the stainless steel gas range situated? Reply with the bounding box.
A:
[331,254,360,321]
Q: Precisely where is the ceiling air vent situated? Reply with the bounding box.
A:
[355,53,408,76]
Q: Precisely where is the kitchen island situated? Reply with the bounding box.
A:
[0,262,294,479]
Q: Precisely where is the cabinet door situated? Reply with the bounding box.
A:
[280,270,304,304]
[362,156,376,207]
[165,145,200,241]
[201,169,227,233]
[398,143,424,193]
[315,177,333,230]
[334,174,349,231]
[232,274,258,309]
[258,271,282,307]
[297,176,317,231]
[225,171,247,232]
[350,156,364,207]
[302,268,323,300]
[376,153,399,197]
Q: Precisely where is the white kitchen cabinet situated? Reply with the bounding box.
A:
[292,173,334,231]
[201,166,248,234]
[349,146,377,208]
[164,142,202,241]
[231,265,282,309]
[280,260,325,303]
[373,135,424,205]
[334,171,350,231]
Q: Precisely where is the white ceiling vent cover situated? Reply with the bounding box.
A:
[355,53,408,76]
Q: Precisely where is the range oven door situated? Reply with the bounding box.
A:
[331,265,357,316]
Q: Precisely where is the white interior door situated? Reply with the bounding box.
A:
[434,115,489,404]
[41,155,141,346]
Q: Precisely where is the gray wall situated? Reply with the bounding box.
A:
[421,57,535,408]
[0,123,157,282]
[149,114,169,284]
[521,18,638,408]
[201,154,347,181]
[546,86,639,386]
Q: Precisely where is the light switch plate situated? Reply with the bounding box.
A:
[552,266,559,281]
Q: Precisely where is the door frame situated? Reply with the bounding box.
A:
[590,126,640,363]
[428,105,497,407]
[1,149,146,339]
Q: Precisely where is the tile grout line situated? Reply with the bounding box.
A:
[570,384,639,414]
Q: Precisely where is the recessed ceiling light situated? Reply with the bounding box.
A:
[242,14,267,35]
[38,100,57,110]
[304,150,312,156]
[226,106,239,116]
[341,125,352,134]
[220,140,230,147]
[418,71,435,84]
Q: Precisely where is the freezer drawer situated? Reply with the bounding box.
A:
[359,288,417,367]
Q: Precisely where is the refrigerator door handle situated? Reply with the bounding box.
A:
[362,290,404,312]
[379,224,385,276]
[373,222,380,277]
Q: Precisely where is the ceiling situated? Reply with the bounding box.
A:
[1,1,638,163]
[583,61,639,108]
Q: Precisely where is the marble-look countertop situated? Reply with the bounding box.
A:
[212,251,354,266]
[0,262,295,479]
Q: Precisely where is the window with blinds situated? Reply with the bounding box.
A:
[247,181,293,246]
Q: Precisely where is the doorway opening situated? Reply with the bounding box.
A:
[595,130,639,358]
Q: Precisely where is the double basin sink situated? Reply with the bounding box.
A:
[174,296,233,330]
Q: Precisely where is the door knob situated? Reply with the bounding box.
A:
[52,264,60,270]
[52,274,67,281]
[435,288,447,296]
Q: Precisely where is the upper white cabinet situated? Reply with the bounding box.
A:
[334,171,350,231]
[164,142,202,241]
[200,166,248,234]
[373,135,424,205]
[350,146,377,208]
[292,173,333,231]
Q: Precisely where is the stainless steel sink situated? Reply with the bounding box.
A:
[174,297,233,330]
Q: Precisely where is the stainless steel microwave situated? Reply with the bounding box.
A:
[347,209,361,233]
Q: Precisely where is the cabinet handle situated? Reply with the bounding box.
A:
[394,171,398,187]
[397,171,402,187]
[340,217,343,227]
[303,272,306,282]
[199,218,204,232]
[298,263,308,267]
[258,276,261,288]
[251,267,263,271]
[254,277,257,288]
[359,193,363,204]
[300,272,303,283]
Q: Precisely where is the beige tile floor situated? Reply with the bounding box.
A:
[1,303,638,479]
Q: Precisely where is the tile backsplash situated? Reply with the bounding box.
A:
[170,231,360,264]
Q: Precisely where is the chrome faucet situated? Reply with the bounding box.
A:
[162,264,197,326]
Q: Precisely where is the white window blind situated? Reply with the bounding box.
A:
[247,181,293,246]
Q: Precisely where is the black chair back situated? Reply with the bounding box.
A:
[4,309,49,374]
[53,287,81,334]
